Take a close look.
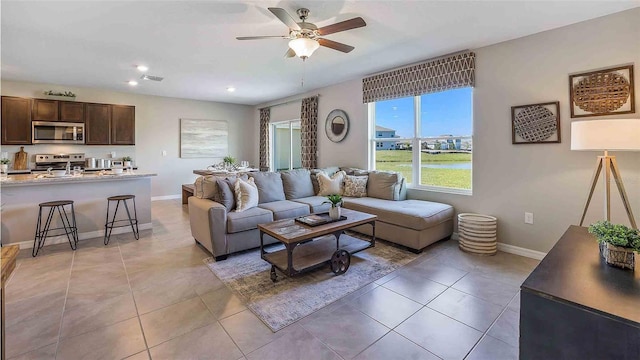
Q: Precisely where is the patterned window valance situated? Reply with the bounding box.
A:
[362,51,475,103]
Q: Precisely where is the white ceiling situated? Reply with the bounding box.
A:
[2,1,638,105]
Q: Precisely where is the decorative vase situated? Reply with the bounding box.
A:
[0,164,7,179]
[124,161,132,168]
[599,242,635,270]
[329,206,341,220]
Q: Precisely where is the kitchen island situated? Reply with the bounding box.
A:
[1,172,156,248]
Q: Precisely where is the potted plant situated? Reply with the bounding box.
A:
[122,156,132,168]
[323,194,343,220]
[588,220,640,270]
[0,158,10,174]
[223,155,236,170]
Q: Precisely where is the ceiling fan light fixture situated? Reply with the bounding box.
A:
[288,38,319,59]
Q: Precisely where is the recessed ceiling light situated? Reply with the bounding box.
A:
[227,87,236,92]
[128,80,138,86]
[136,65,149,72]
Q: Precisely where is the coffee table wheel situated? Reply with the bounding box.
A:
[270,265,278,283]
[330,249,351,275]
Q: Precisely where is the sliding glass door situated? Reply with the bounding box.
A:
[271,120,301,171]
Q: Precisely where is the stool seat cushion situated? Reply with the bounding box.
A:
[108,195,135,201]
[40,200,74,207]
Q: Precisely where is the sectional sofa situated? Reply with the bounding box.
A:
[188,167,454,261]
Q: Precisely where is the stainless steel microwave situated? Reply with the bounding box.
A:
[32,121,85,144]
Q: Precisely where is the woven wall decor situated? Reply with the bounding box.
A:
[569,65,635,118]
[511,101,560,144]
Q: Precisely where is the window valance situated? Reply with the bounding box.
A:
[362,51,475,103]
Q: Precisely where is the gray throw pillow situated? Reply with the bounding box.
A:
[249,172,286,203]
[281,169,315,199]
[216,178,236,211]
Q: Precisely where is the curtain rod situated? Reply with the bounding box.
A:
[259,94,320,110]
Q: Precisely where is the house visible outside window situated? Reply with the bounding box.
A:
[369,87,473,194]
[271,120,301,171]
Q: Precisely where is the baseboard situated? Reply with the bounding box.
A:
[151,194,181,201]
[11,223,152,250]
[451,232,547,260]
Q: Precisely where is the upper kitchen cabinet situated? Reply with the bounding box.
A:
[1,96,32,145]
[111,105,135,145]
[85,103,111,145]
[32,99,59,121]
[59,101,84,122]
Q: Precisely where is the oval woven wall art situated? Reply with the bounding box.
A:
[573,72,630,113]
[513,105,557,142]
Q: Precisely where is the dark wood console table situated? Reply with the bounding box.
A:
[520,225,639,359]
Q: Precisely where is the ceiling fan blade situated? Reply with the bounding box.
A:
[317,17,366,36]
[318,38,354,53]
[284,48,296,58]
[268,7,301,30]
[236,36,288,40]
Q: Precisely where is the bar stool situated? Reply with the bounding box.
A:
[104,195,139,245]
[33,200,78,257]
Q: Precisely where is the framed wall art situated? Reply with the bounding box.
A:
[325,109,349,143]
[569,64,635,118]
[511,101,560,144]
[180,119,228,158]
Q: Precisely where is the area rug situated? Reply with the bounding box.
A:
[205,234,419,331]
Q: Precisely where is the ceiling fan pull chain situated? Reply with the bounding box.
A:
[301,58,306,87]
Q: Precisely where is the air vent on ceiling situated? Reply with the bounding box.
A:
[140,74,164,82]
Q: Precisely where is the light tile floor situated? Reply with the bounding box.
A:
[5,199,538,359]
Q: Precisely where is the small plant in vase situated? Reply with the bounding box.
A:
[223,155,236,170]
[588,220,640,270]
[122,156,132,168]
[323,194,343,220]
[0,158,10,171]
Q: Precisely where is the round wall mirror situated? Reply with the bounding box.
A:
[325,109,349,143]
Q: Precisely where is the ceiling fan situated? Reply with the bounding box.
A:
[237,7,366,60]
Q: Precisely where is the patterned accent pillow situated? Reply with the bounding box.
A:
[317,170,346,196]
[234,177,259,212]
[343,175,368,197]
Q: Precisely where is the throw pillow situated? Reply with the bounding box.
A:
[317,170,346,196]
[216,178,236,211]
[194,175,220,201]
[367,171,404,200]
[249,172,286,203]
[343,175,368,197]
[235,177,259,212]
[281,169,315,199]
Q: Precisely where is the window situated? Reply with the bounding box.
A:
[369,87,472,194]
[271,120,301,171]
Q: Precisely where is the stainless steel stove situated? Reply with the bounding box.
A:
[34,153,85,172]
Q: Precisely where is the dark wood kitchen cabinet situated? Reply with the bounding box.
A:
[1,96,32,145]
[111,105,135,145]
[59,101,84,122]
[85,103,111,145]
[32,99,59,121]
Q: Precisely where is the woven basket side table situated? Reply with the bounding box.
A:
[458,213,498,256]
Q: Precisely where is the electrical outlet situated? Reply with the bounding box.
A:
[162,150,167,157]
[525,212,534,224]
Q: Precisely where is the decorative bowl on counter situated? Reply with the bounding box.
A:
[50,170,68,177]
[111,168,124,175]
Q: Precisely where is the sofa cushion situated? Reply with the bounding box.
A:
[258,200,310,220]
[367,171,403,200]
[226,206,273,234]
[281,169,315,199]
[235,177,259,212]
[216,178,236,211]
[343,198,454,231]
[317,170,346,196]
[291,196,332,213]
[249,172,286,204]
[343,175,368,197]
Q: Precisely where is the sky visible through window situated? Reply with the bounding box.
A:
[375,87,472,137]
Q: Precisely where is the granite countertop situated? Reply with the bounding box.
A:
[0,172,157,187]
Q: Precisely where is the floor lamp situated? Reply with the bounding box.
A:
[571,119,640,229]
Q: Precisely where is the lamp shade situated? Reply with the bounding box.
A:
[288,38,319,58]
[571,119,640,151]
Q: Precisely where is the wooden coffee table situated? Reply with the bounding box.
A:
[258,208,376,282]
